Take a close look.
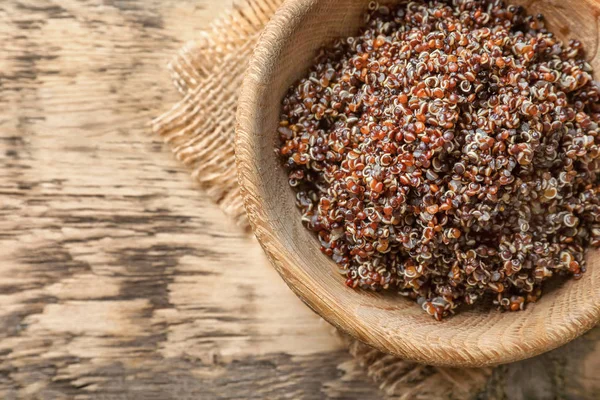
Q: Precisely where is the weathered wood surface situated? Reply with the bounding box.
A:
[0,0,599,399]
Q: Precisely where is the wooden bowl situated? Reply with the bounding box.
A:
[236,0,600,367]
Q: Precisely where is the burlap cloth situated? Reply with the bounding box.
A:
[151,1,492,398]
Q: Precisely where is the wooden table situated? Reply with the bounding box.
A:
[1,1,599,399]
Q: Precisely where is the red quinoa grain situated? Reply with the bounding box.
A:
[277,0,600,320]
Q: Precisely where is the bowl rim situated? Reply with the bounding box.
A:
[235,0,600,367]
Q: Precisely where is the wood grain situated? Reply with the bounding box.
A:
[0,0,600,398]
[236,0,600,367]
[0,1,382,398]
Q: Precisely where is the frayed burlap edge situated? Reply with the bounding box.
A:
[151,1,492,398]
[152,0,282,227]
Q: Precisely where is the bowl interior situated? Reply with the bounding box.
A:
[236,0,600,367]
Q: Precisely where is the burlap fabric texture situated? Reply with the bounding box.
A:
[151,1,492,398]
